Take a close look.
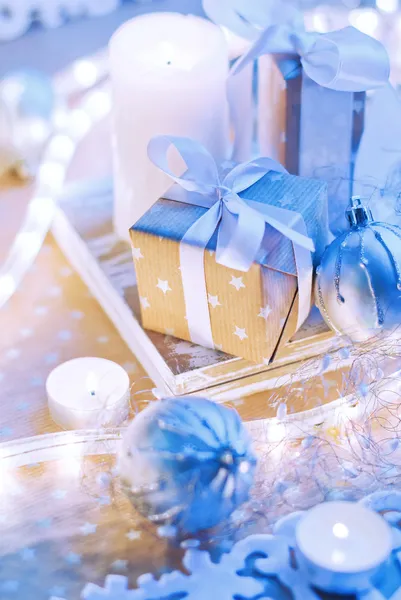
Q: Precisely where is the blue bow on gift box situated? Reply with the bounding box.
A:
[203,0,390,169]
[232,24,390,91]
[204,0,389,90]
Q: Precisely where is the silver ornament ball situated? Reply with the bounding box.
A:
[315,196,401,342]
[119,396,256,534]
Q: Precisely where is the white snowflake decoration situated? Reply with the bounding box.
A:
[82,574,142,599]
[80,491,401,600]
[83,548,263,600]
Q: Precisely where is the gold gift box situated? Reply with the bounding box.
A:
[130,172,328,365]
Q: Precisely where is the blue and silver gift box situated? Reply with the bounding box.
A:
[232,25,390,236]
[130,136,328,366]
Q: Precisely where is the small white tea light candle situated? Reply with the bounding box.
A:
[46,357,130,430]
[296,501,392,594]
[109,12,230,240]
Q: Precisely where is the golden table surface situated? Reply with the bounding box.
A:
[0,176,163,599]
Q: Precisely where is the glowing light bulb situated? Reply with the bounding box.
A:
[343,0,361,7]
[349,9,379,36]
[267,419,286,443]
[54,434,84,477]
[53,107,70,129]
[0,78,24,104]
[239,461,250,474]
[73,60,99,87]
[312,13,328,33]
[69,109,92,138]
[47,134,75,162]
[331,549,346,565]
[83,90,112,119]
[0,52,113,313]
[38,161,65,190]
[377,0,398,13]
[0,465,22,497]
[30,196,54,221]
[27,118,50,143]
[333,522,349,539]
[16,232,42,255]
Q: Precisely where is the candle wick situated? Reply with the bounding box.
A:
[90,390,96,397]
[166,60,172,66]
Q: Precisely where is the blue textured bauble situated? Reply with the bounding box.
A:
[119,397,256,534]
[315,208,401,342]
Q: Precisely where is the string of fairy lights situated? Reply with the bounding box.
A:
[0,50,110,309]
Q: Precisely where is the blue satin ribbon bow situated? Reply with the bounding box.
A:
[203,0,390,91]
[147,135,314,349]
[148,135,314,272]
[233,24,390,91]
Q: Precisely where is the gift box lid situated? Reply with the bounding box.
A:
[132,171,327,277]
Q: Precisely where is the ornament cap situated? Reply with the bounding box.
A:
[346,196,373,227]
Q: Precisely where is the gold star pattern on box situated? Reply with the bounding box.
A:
[131,230,297,364]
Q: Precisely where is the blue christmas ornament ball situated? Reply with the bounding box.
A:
[315,197,401,342]
[119,396,256,534]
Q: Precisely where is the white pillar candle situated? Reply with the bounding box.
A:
[46,357,130,430]
[296,501,392,594]
[109,12,230,240]
[222,26,254,163]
